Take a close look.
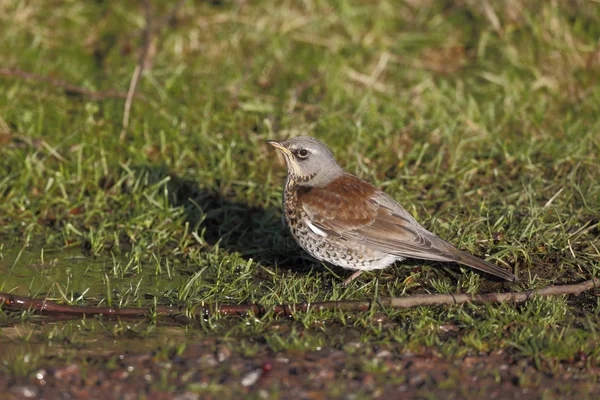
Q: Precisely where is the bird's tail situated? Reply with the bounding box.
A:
[455,251,516,282]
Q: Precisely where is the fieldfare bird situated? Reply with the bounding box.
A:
[267,136,516,285]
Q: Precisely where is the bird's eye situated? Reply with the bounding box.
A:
[297,149,310,159]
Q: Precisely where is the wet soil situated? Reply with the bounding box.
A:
[2,337,598,399]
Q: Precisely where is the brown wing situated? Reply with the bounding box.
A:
[299,174,516,281]
[298,174,459,262]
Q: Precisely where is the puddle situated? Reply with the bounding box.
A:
[2,243,107,297]
[0,319,199,359]
[0,238,196,358]
[0,238,186,299]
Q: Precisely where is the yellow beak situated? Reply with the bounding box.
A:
[266,140,292,156]
[266,140,303,175]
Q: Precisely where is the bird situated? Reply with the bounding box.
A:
[266,136,516,285]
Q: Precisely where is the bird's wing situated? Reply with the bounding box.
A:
[298,174,459,262]
[299,174,516,281]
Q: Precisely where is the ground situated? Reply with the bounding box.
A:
[0,0,599,398]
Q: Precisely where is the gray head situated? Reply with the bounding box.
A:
[266,136,344,186]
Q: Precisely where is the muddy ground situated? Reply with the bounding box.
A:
[2,337,598,399]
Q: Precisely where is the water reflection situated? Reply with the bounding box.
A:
[0,240,185,299]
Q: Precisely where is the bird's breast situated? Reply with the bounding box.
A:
[281,182,396,271]
[283,183,302,229]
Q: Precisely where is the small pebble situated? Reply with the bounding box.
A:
[241,369,263,387]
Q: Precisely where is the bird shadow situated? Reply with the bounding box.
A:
[130,164,316,274]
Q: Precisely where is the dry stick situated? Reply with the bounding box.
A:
[119,0,154,142]
[118,0,185,142]
[0,279,597,319]
[0,68,132,100]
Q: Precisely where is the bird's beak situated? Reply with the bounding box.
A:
[265,140,292,156]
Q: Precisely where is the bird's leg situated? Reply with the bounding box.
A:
[343,270,364,286]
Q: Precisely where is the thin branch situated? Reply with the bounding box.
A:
[119,64,144,141]
[120,0,154,142]
[119,0,186,142]
[1,279,597,320]
[0,68,133,100]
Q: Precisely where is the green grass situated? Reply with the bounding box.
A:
[0,0,599,395]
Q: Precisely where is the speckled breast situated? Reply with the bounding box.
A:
[282,181,395,271]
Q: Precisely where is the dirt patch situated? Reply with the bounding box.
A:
[4,338,598,399]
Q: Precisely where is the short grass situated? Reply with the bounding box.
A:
[0,0,599,394]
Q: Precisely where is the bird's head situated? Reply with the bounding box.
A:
[266,136,343,186]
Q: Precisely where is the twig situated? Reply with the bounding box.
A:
[118,0,185,142]
[120,0,154,142]
[120,64,145,141]
[0,279,597,319]
[0,68,132,100]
